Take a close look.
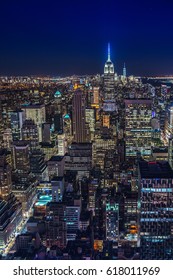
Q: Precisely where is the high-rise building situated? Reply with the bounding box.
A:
[54,90,62,113]
[23,104,46,142]
[3,128,12,149]
[125,99,152,158]
[85,108,95,141]
[93,87,100,105]
[10,110,25,141]
[51,176,64,202]
[42,123,51,143]
[47,156,65,180]
[72,90,86,143]
[30,150,47,181]
[66,205,80,241]
[12,179,37,216]
[103,43,116,112]
[21,119,39,150]
[65,143,92,180]
[106,201,119,242]
[58,134,66,156]
[0,193,22,251]
[138,160,173,259]
[0,159,12,199]
[46,202,66,249]
[123,63,126,78]
[12,141,30,178]
[164,104,173,144]
[63,114,72,137]
[54,113,63,134]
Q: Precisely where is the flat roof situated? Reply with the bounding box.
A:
[139,160,173,178]
[35,195,52,207]
[49,156,64,162]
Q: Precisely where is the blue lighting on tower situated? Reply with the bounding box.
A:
[108,42,111,61]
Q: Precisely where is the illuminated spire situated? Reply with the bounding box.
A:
[123,62,126,77]
[108,42,111,61]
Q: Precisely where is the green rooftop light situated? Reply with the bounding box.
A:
[54,91,61,97]
[64,114,70,119]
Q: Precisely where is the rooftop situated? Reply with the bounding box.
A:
[54,91,61,97]
[63,114,70,119]
[139,160,173,179]
[35,195,52,207]
[49,155,64,162]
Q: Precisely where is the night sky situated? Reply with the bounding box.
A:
[1,0,173,76]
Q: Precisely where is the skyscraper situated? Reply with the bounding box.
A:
[21,119,39,150]
[138,160,173,259]
[12,141,30,179]
[106,201,119,242]
[23,104,46,142]
[72,89,86,143]
[10,110,25,141]
[103,43,116,111]
[123,63,126,78]
[0,157,12,199]
[125,99,152,158]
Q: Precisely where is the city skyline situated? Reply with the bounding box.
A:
[1,0,173,76]
[1,59,173,260]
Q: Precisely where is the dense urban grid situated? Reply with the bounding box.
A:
[0,45,173,260]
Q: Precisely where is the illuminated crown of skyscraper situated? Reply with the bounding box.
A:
[104,43,114,74]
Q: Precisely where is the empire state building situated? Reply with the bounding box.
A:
[103,43,116,111]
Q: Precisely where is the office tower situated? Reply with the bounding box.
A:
[30,150,47,181]
[46,202,66,249]
[92,138,116,170]
[15,232,41,252]
[103,113,110,128]
[124,192,138,242]
[168,138,173,168]
[93,87,100,105]
[58,134,66,156]
[54,113,63,134]
[164,104,173,144]
[63,114,72,136]
[123,63,126,78]
[106,201,119,242]
[85,108,95,140]
[47,156,65,180]
[0,157,12,199]
[0,193,22,251]
[40,142,58,161]
[0,150,22,251]
[125,99,152,158]
[10,110,25,141]
[42,123,51,143]
[72,89,86,143]
[66,205,80,241]
[138,160,173,259]
[54,90,62,113]
[12,179,37,216]
[65,143,92,180]
[103,43,116,112]
[3,128,12,149]
[21,119,39,150]
[94,188,110,240]
[51,176,64,202]
[88,179,99,215]
[12,141,30,178]
[23,104,46,142]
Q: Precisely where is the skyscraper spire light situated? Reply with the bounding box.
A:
[123,62,126,77]
[108,42,111,61]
